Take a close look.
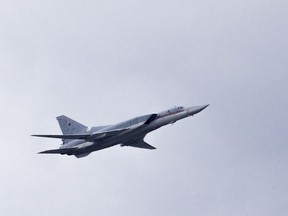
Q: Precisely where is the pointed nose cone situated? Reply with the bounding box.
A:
[198,104,209,112]
[187,104,209,116]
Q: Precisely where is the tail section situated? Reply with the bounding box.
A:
[56,115,88,135]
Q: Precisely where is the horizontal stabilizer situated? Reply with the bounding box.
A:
[32,128,129,141]
[32,134,89,139]
[38,147,77,154]
[123,140,156,150]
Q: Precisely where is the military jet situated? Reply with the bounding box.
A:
[32,105,209,158]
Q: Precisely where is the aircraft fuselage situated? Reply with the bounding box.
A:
[33,105,209,158]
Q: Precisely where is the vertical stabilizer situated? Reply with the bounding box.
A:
[56,115,88,144]
[56,115,88,135]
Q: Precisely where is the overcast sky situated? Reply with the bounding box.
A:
[0,0,288,215]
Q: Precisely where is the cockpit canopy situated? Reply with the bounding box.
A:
[168,106,184,113]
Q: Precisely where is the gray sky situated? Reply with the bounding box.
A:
[0,0,288,215]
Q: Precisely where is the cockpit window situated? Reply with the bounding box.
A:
[168,106,184,113]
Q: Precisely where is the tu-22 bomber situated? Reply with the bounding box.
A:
[33,105,209,158]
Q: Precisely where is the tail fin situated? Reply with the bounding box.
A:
[56,115,88,135]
